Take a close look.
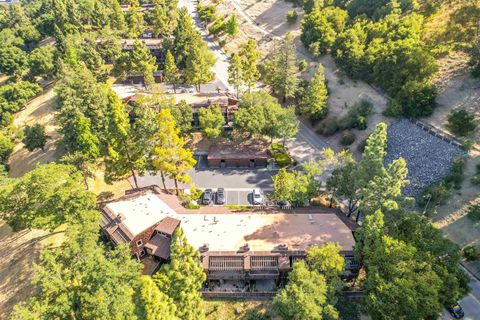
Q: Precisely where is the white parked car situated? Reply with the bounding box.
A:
[252,189,263,205]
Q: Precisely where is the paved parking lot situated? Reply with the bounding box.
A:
[201,188,269,206]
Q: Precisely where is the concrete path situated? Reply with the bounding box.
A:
[178,0,233,91]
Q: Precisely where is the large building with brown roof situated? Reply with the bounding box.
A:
[100,188,357,281]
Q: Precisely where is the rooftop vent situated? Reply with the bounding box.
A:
[239,243,250,252]
[117,213,125,221]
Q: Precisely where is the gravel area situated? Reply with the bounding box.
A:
[385,119,467,197]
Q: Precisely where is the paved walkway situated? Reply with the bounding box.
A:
[178,0,233,91]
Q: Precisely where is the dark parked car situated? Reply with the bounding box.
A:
[216,188,225,205]
[447,304,464,319]
[202,189,213,205]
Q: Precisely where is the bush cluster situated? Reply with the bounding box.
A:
[447,109,477,137]
[339,131,356,146]
[467,204,480,221]
[463,246,479,261]
[471,164,480,186]
[316,100,373,137]
[286,10,298,24]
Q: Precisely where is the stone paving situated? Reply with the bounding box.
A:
[384,119,467,197]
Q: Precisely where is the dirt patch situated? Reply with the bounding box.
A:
[427,72,480,144]
[8,89,62,178]
[0,222,65,319]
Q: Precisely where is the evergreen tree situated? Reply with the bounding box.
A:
[185,43,216,92]
[135,276,177,320]
[152,109,196,194]
[239,39,261,92]
[128,0,145,38]
[163,50,180,93]
[173,8,201,67]
[102,88,143,188]
[225,14,238,36]
[228,53,243,97]
[300,64,328,120]
[109,0,126,31]
[152,0,178,37]
[131,40,158,88]
[264,33,299,101]
[154,228,206,320]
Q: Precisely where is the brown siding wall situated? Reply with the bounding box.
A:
[130,224,157,258]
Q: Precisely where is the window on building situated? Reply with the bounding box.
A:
[139,249,146,257]
[136,239,143,247]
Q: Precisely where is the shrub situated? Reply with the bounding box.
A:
[271,143,285,154]
[208,19,225,35]
[198,5,217,22]
[316,117,339,136]
[298,59,308,72]
[467,204,480,221]
[22,124,48,152]
[340,131,356,145]
[418,181,452,208]
[357,138,367,153]
[274,153,292,167]
[471,175,480,185]
[383,99,404,118]
[286,10,298,23]
[337,99,374,131]
[463,246,479,261]
[447,109,477,137]
[444,157,466,189]
[461,138,475,151]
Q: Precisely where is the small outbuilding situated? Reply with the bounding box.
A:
[207,141,268,168]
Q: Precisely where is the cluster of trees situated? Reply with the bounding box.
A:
[273,243,345,320]
[300,0,438,118]
[234,91,299,144]
[198,4,238,38]
[324,122,469,318]
[258,33,330,123]
[56,63,196,192]
[271,148,352,205]
[0,163,205,320]
[227,39,261,97]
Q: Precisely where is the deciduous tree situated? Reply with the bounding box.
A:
[198,105,224,138]
[0,164,97,231]
[273,260,339,320]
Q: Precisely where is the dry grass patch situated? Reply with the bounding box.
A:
[0,222,66,319]
[8,88,62,178]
